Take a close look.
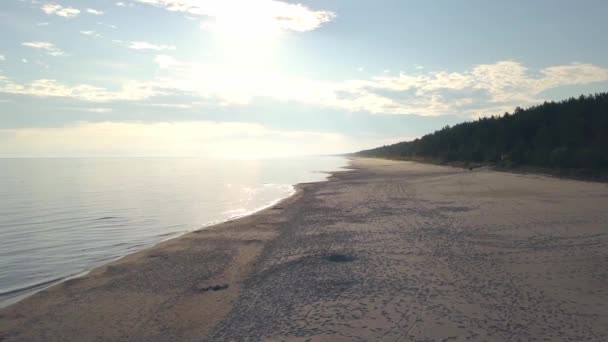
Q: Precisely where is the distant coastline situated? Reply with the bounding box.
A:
[354,93,608,182]
[352,155,608,183]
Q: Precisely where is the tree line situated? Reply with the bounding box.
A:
[355,93,608,172]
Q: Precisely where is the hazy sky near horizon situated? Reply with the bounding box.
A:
[1,0,608,157]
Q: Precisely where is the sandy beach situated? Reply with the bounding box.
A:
[1,158,607,341]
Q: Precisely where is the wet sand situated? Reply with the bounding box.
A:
[1,158,607,341]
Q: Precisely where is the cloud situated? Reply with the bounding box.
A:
[80,30,102,38]
[0,121,368,157]
[128,41,176,51]
[349,61,608,116]
[64,107,113,113]
[154,54,179,68]
[538,64,608,90]
[135,0,335,32]
[0,76,159,102]
[41,4,80,18]
[2,58,607,118]
[147,57,608,117]
[98,22,118,29]
[22,41,65,56]
[144,103,192,109]
[88,108,113,113]
[85,8,104,15]
[0,55,5,61]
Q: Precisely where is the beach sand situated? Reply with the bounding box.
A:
[1,158,607,341]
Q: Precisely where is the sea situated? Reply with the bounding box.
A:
[0,156,348,308]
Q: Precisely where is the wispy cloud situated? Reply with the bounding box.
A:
[0,121,373,157]
[64,107,113,113]
[0,75,158,102]
[85,8,104,15]
[22,41,65,56]
[345,61,608,117]
[41,3,80,18]
[135,0,335,32]
[128,41,176,51]
[97,22,118,29]
[147,58,608,117]
[80,30,102,38]
[144,103,192,109]
[2,59,607,118]
[0,55,5,61]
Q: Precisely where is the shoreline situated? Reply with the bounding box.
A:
[0,191,282,309]
[2,158,607,341]
[0,163,355,341]
[0,188,295,310]
[0,161,348,310]
[352,155,608,183]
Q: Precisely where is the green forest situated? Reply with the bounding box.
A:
[355,93,608,173]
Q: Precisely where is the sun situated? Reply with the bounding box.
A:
[203,4,284,68]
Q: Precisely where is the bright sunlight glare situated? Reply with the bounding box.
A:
[202,1,285,64]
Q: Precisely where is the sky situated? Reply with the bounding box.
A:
[1,0,608,157]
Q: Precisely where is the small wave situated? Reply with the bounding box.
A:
[95,216,120,220]
[0,276,65,298]
[157,231,182,238]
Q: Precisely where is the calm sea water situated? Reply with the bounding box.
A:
[0,156,347,308]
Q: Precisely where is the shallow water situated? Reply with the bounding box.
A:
[0,156,347,307]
